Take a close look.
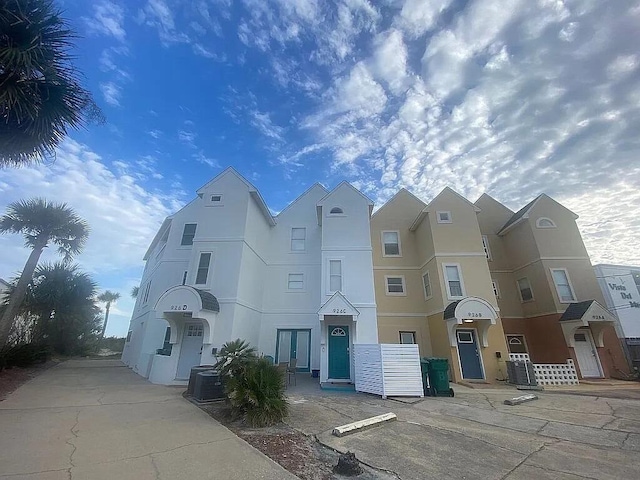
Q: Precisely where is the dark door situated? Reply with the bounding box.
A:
[456,329,483,379]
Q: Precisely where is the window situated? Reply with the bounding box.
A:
[437,211,452,223]
[517,277,534,302]
[506,335,528,354]
[291,227,306,251]
[126,331,132,342]
[329,207,344,215]
[195,253,212,285]
[400,331,416,344]
[444,264,464,298]
[385,276,406,295]
[551,268,576,303]
[492,280,500,299]
[288,273,304,290]
[158,327,172,355]
[143,282,151,304]
[536,217,556,228]
[422,271,432,299]
[456,331,473,343]
[181,223,197,246]
[186,324,204,337]
[382,231,401,256]
[481,235,492,260]
[182,271,188,285]
[210,194,223,204]
[329,260,342,293]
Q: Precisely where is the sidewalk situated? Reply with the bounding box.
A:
[0,358,297,480]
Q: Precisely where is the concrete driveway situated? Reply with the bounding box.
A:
[286,382,640,479]
[0,359,296,480]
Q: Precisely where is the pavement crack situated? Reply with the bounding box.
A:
[65,409,81,469]
[519,462,600,480]
[499,442,547,480]
[535,420,549,435]
[150,455,162,480]
[0,468,70,478]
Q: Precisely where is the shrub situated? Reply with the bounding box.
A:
[214,339,257,377]
[225,357,288,427]
[0,343,51,369]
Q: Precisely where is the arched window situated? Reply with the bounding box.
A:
[331,327,347,336]
[329,207,344,215]
[536,217,556,228]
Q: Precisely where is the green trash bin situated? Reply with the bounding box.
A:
[420,358,430,395]
[426,358,454,397]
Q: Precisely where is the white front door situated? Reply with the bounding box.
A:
[176,323,204,379]
[574,330,602,378]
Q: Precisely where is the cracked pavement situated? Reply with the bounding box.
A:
[286,382,640,479]
[0,359,297,480]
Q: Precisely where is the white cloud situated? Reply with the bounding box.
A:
[370,29,410,95]
[100,82,122,107]
[395,0,452,38]
[249,110,285,141]
[85,1,126,42]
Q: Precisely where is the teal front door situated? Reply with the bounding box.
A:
[328,325,350,379]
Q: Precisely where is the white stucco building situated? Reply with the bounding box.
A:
[122,168,378,385]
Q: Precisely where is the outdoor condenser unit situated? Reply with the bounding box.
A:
[193,371,225,402]
[506,360,538,387]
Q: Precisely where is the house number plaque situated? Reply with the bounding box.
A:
[332,308,347,314]
[170,304,189,311]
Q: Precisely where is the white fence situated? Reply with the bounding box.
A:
[354,344,424,398]
[508,353,579,386]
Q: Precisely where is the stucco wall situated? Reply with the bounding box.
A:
[377,315,433,357]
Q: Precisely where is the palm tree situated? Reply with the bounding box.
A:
[97,290,120,340]
[130,286,139,299]
[0,198,89,346]
[0,0,103,167]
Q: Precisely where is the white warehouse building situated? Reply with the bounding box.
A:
[121,168,378,385]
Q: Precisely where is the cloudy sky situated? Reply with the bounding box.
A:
[1,0,639,337]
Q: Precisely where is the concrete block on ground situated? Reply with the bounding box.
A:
[332,412,397,437]
[504,394,538,406]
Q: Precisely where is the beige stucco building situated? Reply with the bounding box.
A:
[372,188,629,383]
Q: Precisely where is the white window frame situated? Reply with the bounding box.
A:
[517,277,534,302]
[328,206,345,216]
[506,334,529,354]
[443,263,465,300]
[287,273,305,291]
[143,282,151,305]
[481,235,492,260]
[399,331,416,344]
[550,268,577,303]
[180,223,197,246]
[536,217,556,228]
[422,271,432,300]
[327,259,343,294]
[437,211,452,224]
[208,194,223,206]
[381,230,402,257]
[385,275,407,296]
[291,227,306,252]
[195,252,212,285]
[492,280,500,299]
[181,271,188,286]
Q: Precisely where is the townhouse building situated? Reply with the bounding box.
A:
[121,168,378,385]
[593,264,640,366]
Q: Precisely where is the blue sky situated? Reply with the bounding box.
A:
[1,0,640,337]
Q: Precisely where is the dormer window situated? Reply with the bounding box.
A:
[536,217,556,228]
[437,211,452,224]
[329,207,344,215]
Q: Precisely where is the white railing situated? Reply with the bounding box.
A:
[508,353,579,386]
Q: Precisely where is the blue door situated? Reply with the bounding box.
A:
[456,329,483,379]
[275,330,311,372]
[328,325,350,379]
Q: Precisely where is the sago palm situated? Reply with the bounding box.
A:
[0,0,103,166]
[0,198,89,346]
[97,290,120,340]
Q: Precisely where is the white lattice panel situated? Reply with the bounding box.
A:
[532,360,579,386]
[508,353,530,361]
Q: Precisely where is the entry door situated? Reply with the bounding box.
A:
[456,329,484,379]
[276,330,311,371]
[574,330,602,377]
[176,323,204,379]
[328,325,350,379]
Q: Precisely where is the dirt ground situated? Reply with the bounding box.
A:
[0,360,57,402]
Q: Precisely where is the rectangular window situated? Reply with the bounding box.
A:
[182,271,188,286]
[329,260,342,293]
[288,273,304,290]
[517,277,534,302]
[143,282,151,304]
[385,276,406,295]
[181,223,197,246]
[437,211,452,223]
[211,194,222,203]
[399,331,416,344]
[382,231,401,256]
[492,280,500,299]
[444,264,464,298]
[195,253,212,285]
[482,235,492,260]
[551,269,576,303]
[422,271,432,299]
[291,227,306,251]
[126,331,132,342]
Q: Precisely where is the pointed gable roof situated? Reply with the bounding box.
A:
[498,194,578,235]
[197,167,276,226]
[371,188,426,219]
[474,193,514,215]
[409,186,480,231]
[275,183,328,218]
[316,181,374,224]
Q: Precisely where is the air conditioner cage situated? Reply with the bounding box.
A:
[506,360,537,386]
